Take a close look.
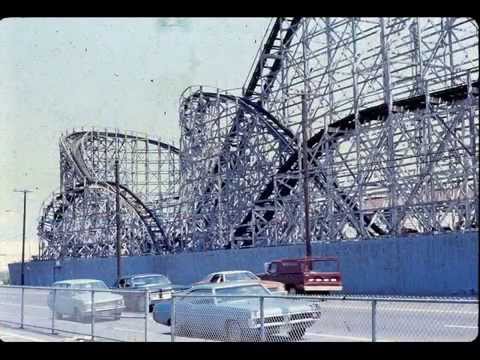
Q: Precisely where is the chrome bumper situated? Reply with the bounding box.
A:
[303,285,343,291]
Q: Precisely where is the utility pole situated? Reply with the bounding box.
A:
[13,189,33,286]
[115,159,121,283]
[301,93,312,258]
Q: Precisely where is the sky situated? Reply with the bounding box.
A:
[0,17,271,265]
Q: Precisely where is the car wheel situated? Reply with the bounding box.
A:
[74,308,84,323]
[225,320,243,342]
[288,325,307,340]
[136,297,145,313]
[287,287,297,295]
[175,323,187,337]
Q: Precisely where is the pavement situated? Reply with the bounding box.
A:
[0,323,92,342]
[0,288,477,342]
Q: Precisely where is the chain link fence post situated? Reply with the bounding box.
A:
[260,296,265,342]
[51,288,57,334]
[371,299,377,342]
[170,294,176,342]
[144,289,149,342]
[20,287,24,329]
[90,290,95,341]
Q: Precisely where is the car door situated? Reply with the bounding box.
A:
[189,289,217,336]
[176,289,215,337]
[55,284,71,315]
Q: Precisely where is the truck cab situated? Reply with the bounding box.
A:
[258,256,342,295]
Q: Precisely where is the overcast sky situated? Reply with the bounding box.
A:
[0,17,271,260]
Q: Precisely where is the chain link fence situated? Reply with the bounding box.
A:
[167,293,478,342]
[0,285,150,342]
[1,285,477,342]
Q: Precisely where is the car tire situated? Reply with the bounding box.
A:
[175,323,187,337]
[288,325,307,340]
[136,297,145,313]
[225,320,243,342]
[54,311,63,320]
[74,308,85,323]
[287,287,297,295]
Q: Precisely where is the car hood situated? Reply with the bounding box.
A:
[217,298,316,316]
[74,291,124,302]
[260,280,285,289]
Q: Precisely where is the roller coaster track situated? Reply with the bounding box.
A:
[232,17,479,245]
[40,131,179,253]
[244,17,302,99]
[232,80,479,245]
[39,17,478,258]
[183,89,388,244]
[181,91,295,231]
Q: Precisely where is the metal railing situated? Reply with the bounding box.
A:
[168,293,479,342]
[0,285,151,342]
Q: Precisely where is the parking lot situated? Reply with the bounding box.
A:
[0,286,477,342]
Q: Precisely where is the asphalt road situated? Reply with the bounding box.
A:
[0,289,477,342]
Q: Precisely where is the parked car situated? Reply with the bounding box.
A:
[47,279,125,322]
[153,282,321,341]
[195,270,286,294]
[113,273,189,312]
[258,256,343,295]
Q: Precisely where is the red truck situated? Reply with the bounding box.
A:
[257,256,343,295]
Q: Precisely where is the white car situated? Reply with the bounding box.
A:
[195,270,287,294]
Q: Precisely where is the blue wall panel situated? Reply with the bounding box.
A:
[8,231,478,296]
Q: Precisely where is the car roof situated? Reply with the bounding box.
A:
[191,281,262,291]
[120,273,166,279]
[54,279,103,285]
[207,270,255,276]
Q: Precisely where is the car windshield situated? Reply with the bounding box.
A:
[71,281,108,290]
[215,284,270,303]
[133,275,171,286]
[225,272,259,281]
[306,260,338,272]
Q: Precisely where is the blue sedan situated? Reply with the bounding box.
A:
[153,282,321,341]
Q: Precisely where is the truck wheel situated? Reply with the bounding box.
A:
[225,320,242,342]
[288,325,307,340]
